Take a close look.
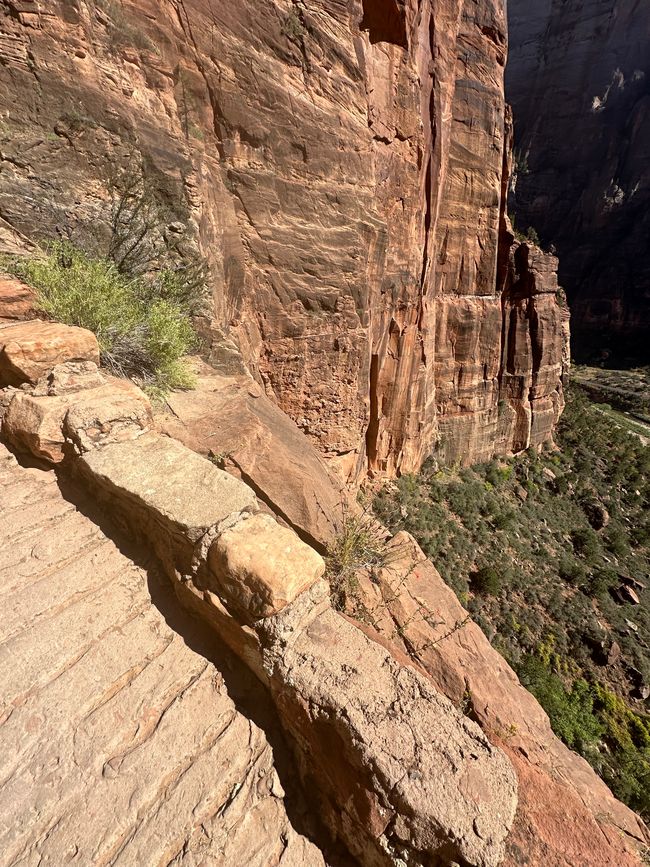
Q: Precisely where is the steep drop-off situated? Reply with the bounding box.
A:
[507,0,650,363]
[0,0,568,476]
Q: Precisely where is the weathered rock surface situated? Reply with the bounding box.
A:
[0,274,35,321]
[352,531,649,866]
[208,513,326,621]
[261,583,518,867]
[78,431,259,573]
[0,319,99,386]
[157,358,345,549]
[2,351,518,867]
[3,365,152,461]
[507,0,650,362]
[0,444,326,867]
[0,0,568,473]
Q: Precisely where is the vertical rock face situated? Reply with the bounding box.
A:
[507,0,650,362]
[0,0,568,475]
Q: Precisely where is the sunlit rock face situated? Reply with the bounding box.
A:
[0,0,567,475]
[507,0,650,363]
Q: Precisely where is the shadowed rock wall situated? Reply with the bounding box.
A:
[507,0,650,363]
[0,0,568,473]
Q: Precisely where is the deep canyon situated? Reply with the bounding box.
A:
[507,0,650,363]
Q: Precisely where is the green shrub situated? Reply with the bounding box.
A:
[517,655,603,751]
[570,527,601,562]
[470,565,502,597]
[5,242,195,393]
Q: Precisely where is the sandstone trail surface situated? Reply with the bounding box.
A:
[507,0,650,362]
[0,0,568,477]
[0,317,519,867]
[0,444,325,867]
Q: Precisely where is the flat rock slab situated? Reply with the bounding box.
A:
[0,444,325,867]
[0,319,99,386]
[79,431,258,542]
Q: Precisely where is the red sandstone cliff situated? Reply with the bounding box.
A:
[0,0,568,477]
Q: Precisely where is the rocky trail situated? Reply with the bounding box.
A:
[0,444,326,867]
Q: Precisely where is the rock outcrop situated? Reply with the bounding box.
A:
[0,444,327,867]
[352,532,649,867]
[0,320,519,867]
[0,0,568,475]
[507,0,650,362]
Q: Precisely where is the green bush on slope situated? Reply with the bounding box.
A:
[373,385,650,818]
[5,241,196,394]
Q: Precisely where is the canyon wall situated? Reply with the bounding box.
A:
[0,0,568,474]
[507,0,650,363]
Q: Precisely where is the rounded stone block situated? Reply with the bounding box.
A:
[208,513,325,620]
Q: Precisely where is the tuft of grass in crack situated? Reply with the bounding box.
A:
[3,241,196,395]
[325,510,391,611]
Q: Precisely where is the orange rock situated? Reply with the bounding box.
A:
[353,531,649,866]
[0,275,36,322]
[207,513,325,620]
[0,320,99,386]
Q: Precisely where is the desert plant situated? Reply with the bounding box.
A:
[106,160,209,314]
[4,242,195,393]
[326,511,389,610]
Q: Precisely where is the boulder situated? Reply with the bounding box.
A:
[3,390,70,462]
[78,432,259,574]
[208,513,325,621]
[0,274,36,321]
[260,583,518,867]
[35,360,105,396]
[2,371,152,463]
[0,320,99,386]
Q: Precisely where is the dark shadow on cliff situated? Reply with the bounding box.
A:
[44,459,356,867]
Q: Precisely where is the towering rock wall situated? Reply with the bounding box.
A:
[507,0,650,362]
[0,0,568,475]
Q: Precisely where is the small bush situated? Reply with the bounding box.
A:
[470,565,502,597]
[5,242,195,393]
[326,511,389,610]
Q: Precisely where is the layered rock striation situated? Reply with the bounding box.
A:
[507,0,650,362]
[0,0,568,475]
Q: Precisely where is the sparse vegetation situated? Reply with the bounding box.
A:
[4,242,196,394]
[95,0,155,52]
[374,385,650,817]
[325,511,389,611]
[281,7,306,41]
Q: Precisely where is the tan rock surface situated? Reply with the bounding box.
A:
[3,372,152,462]
[208,513,325,621]
[157,359,345,549]
[260,583,518,867]
[78,431,259,574]
[353,531,649,866]
[0,319,99,387]
[0,444,326,867]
